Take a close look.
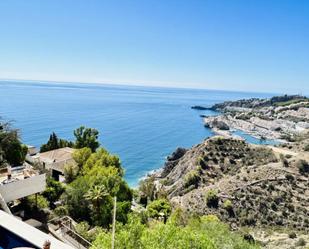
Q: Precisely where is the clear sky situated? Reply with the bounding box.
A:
[0,0,308,93]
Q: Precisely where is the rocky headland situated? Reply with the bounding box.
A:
[143,95,309,248]
[204,95,309,142]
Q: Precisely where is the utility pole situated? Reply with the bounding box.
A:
[111,196,117,249]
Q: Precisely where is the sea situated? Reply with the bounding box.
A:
[0,81,275,186]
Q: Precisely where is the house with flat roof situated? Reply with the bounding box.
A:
[0,165,46,213]
[30,147,76,181]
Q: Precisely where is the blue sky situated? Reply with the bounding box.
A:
[0,0,308,93]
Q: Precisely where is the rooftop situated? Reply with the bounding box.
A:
[34,147,75,163]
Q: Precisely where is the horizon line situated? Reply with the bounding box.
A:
[0,77,284,96]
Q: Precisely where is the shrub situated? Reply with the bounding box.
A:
[25,194,49,211]
[54,205,69,216]
[285,174,294,182]
[43,177,65,205]
[304,144,309,151]
[296,159,309,175]
[64,163,79,183]
[288,231,297,239]
[223,200,233,210]
[205,190,219,208]
[198,157,208,169]
[147,199,171,219]
[184,170,200,188]
[295,238,306,247]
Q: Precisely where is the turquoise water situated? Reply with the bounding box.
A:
[0,81,274,186]
[233,130,280,145]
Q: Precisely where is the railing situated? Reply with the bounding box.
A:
[49,216,92,249]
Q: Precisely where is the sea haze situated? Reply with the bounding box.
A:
[0,81,274,186]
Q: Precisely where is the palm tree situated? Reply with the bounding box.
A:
[84,185,109,219]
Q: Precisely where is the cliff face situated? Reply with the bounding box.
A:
[153,136,309,231]
[204,95,309,142]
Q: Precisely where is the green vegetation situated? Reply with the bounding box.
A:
[40,126,100,153]
[147,199,171,219]
[42,177,65,207]
[273,98,309,107]
[223,199,233,211]
[24,194,49,211]
[0,120,27,166]
[74,126,100,152]
[62,148,132,227]
[296,159,309,175]
[139,176,156,206]
[184,169,200,188]
[40,132,74,152]
[91,213,259,249]
[206,190,219,208]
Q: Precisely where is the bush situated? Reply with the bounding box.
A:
[25,194,49,211]
[54,205,68,216]
[304,144,309,151]
[288,231,297,239]
[147,199,171,219]
[205,190,219,208]
[64,163,79,183]
[43,177,65,205]
[91,213,259,249]
[285,174,294,182]
[223,200,233,211]
[184,170,200,188]
[295,238,306,247]
[296,160,309,175]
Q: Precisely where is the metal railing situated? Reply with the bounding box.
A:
[49,216,92,249]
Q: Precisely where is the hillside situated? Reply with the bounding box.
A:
[150,135,309,247]
[147,95,309,248]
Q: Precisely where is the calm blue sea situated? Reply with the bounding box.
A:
[0,81,274,186]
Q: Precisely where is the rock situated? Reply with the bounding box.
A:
[191,105,209,110]
[212,120,230,130]
[167,147,187,161]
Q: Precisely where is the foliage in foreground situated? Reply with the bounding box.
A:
[62,148,132,227]
[0,120,27,166]
[91,212,260,249]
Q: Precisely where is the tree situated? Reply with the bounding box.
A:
[83,148,123,176]
[43,177,65,206]
[74,126,100,152]
[63,160,132,227]
[84,185,109,223]
[139,176,156,205]
[63,163,79,183]
[40,132,73,152]
[0,120,27,166]
[147,199,171,220]
[73,147,92,170]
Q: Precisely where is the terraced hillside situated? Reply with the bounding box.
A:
[152,136,309,232]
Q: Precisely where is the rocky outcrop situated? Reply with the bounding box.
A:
[203,95,309,142]
[160,147,187,178]
[191,105,209,110]
[211,95,308,111]
[204,118,229,130]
